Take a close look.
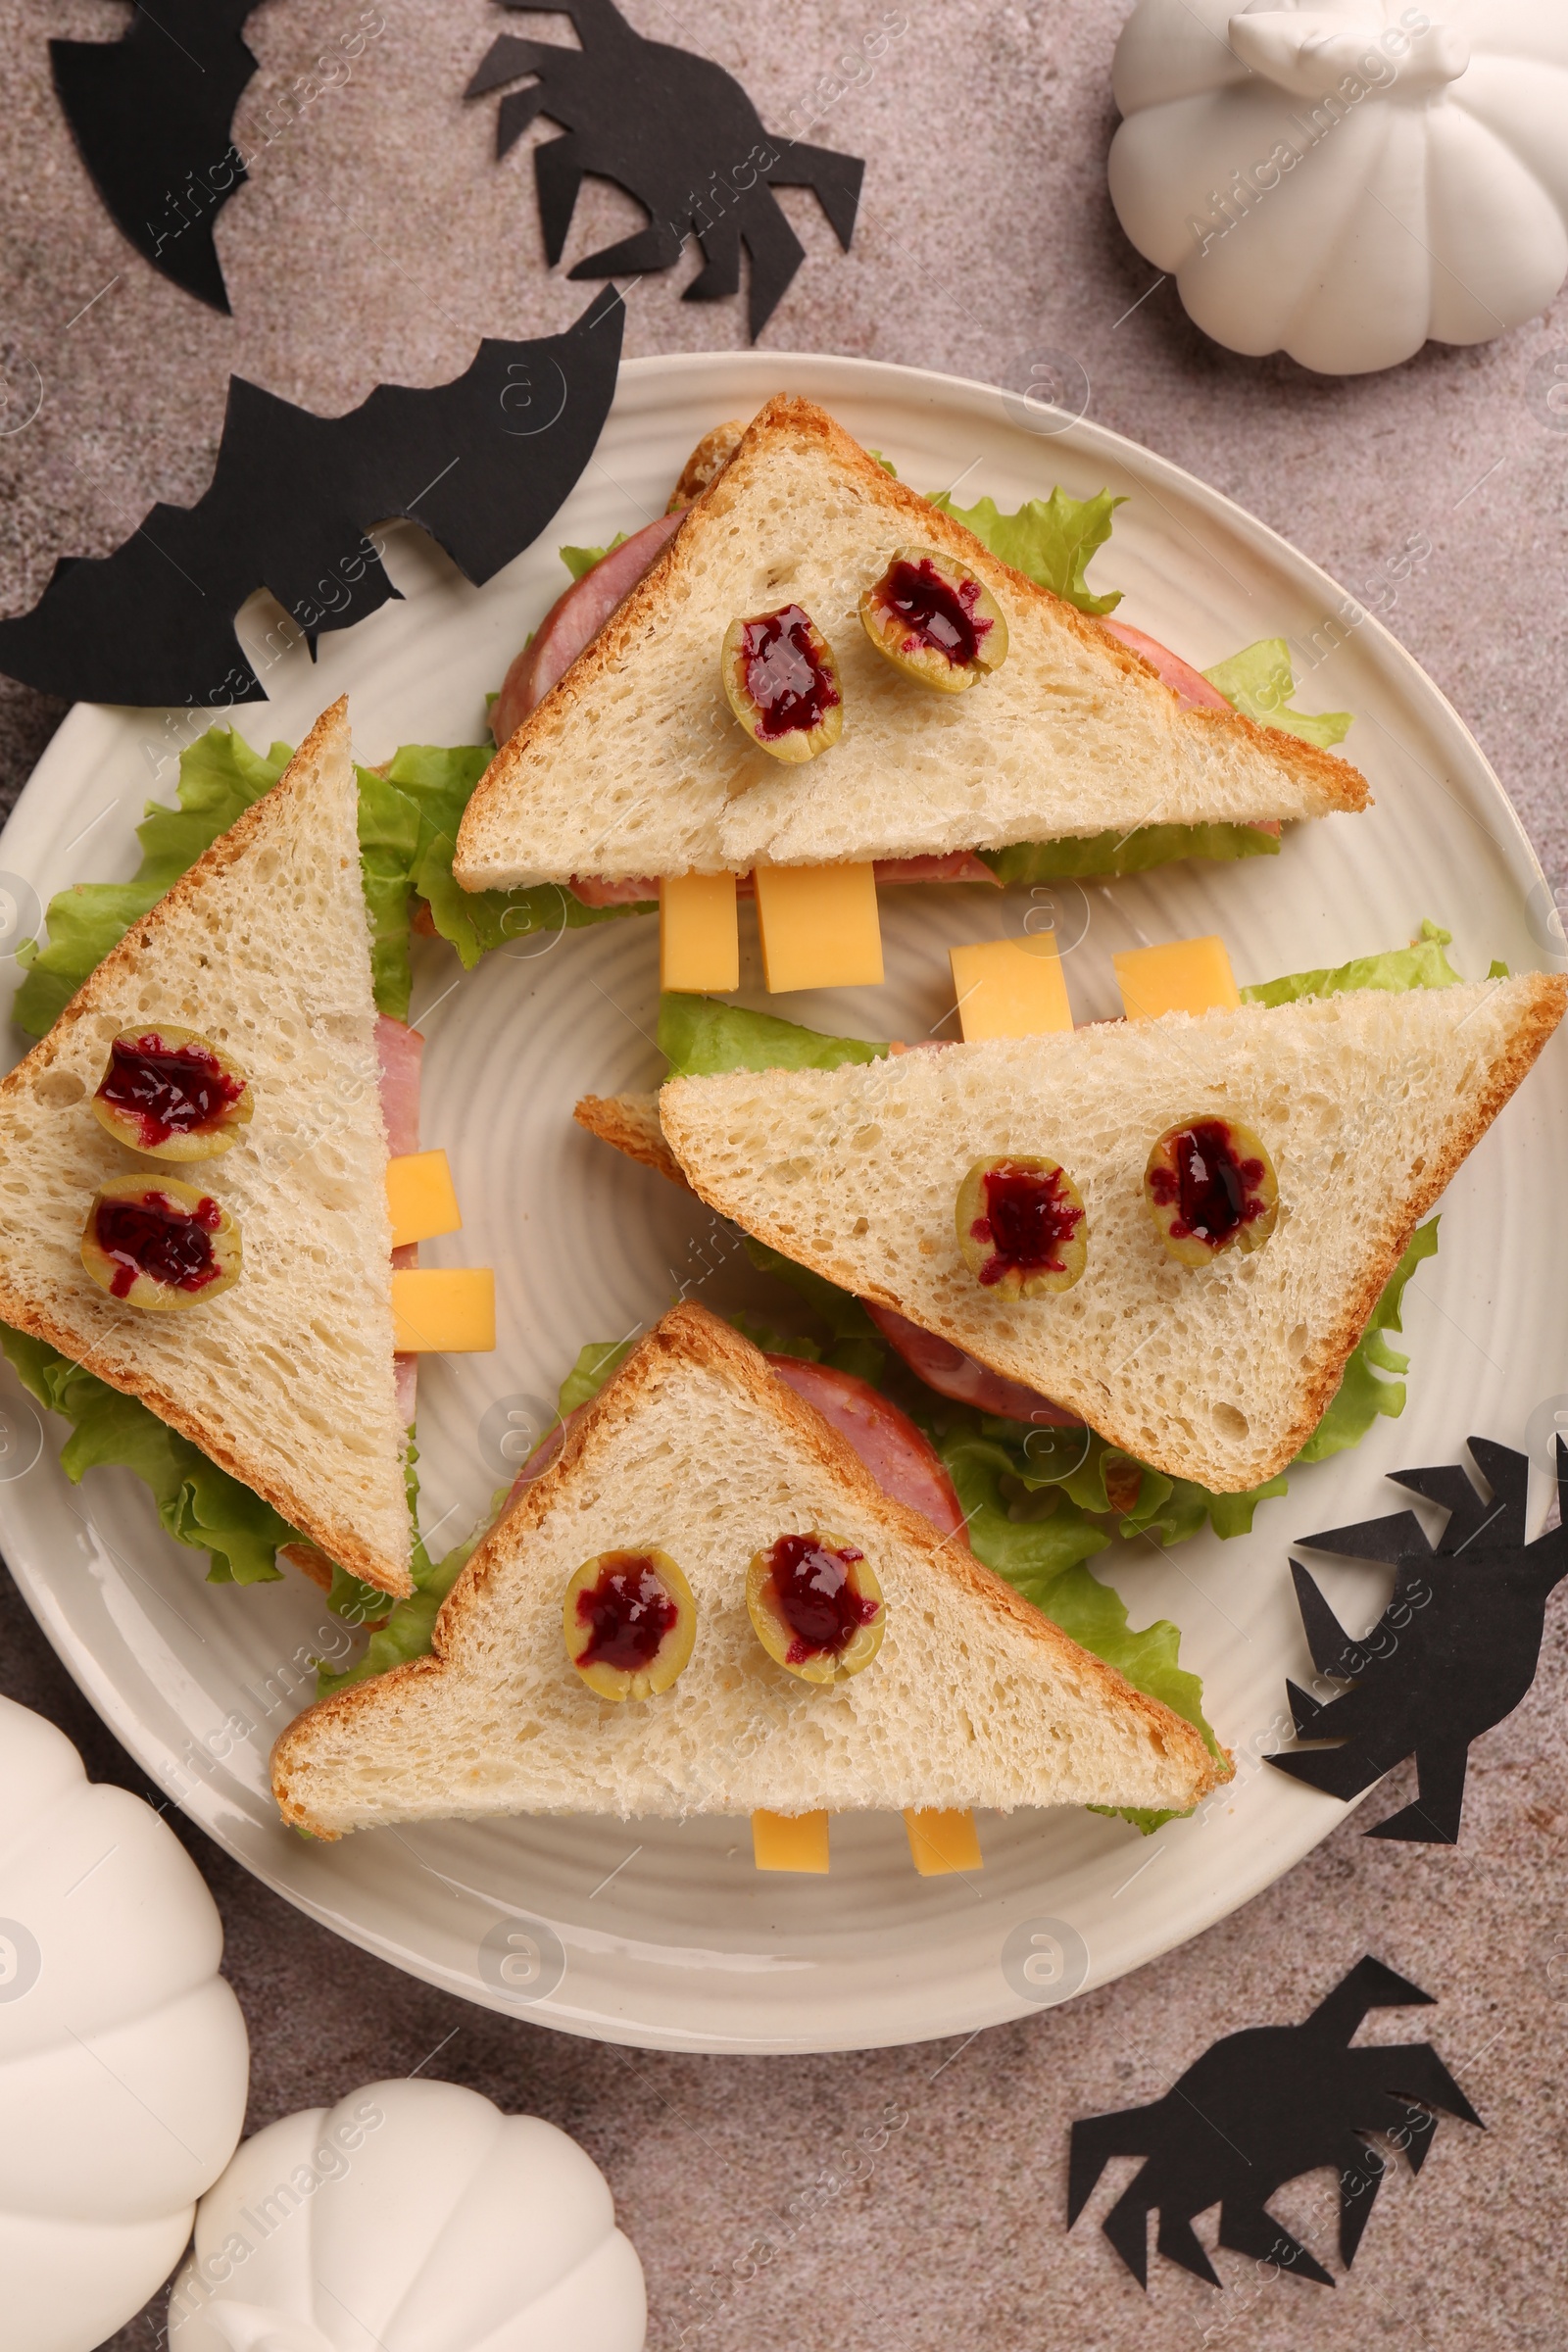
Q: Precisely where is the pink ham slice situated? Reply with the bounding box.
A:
[376,1014,422,1427]
[505,1351,968,1544]
[1101,618,1232,712]
[491,510,687,749]
[864,1301,1081,1428]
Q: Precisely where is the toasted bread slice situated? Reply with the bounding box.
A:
[0,701,414,1595]
[271,1305,1221,1837]
[455,395,1368,890]
[573,1089,685,1184]
[658,978,1566,1493]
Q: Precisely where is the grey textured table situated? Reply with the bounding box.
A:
[2,4,1566,2345]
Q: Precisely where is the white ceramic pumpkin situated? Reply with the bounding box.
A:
[1108,1,1568,372]
[0,1693,250,2351]
[168,2079,647,2352]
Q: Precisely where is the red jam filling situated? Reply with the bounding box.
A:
[765,1535,877,1665]
[969,1162,1084,1285]
[739,606,839,741]
[94,1191,222,1298]
[97,1033,245,1149]
[1147,1119,1267,1248]
[575,1556,678,1675]
[880,558,989,666]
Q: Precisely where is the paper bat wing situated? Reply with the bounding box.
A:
[0,288,625,708]
[51,0,261,313]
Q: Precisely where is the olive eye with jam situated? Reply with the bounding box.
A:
[80,1175,242,1310]
[91,1025,251,1162]
[859,546,1008,694]
[747,1531,885,1686]
[720,604,843,762]
[563,1548,697,1701]
[956,1155,1088,1299]
[1144,1116,1279,1266]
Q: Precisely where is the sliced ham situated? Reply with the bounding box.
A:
[567,874,661,907]
[504,1350,968,1544]
[764,1355,967,1541]
[873,852,1000,887]
[375,1013,422,1426]
[492,510,687,748]
[1101,618,1233,712]
[864,1302,1082,1428]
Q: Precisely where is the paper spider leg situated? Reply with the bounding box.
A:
[1287,1560,1361,1679]
[1100,2184,1156,2287]
[497,84,553,160]
[683,208,743,302]
[533,135,592,267]
[740,202,808,341]
[1368,2045,1481,2131]
[1152,2204,1223,2286]
[763,142,864,249]
[466,34,554,101]
[1217,2196,1333,2283]
[569,214,687,279]
[1303,1956,1433,2039]
[1267,1730,1384,1803]
[1066,2110,1153,2227]
[1335,2135,1389,2268]
[1366,1741,1468,1842]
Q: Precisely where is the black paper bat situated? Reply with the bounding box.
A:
[1069,1956,1481,2288]
[51,0,263,313]
[0,286,623,709]
[1267,1437,1568,1842]
[466,0,864,341]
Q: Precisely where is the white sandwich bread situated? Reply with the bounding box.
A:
[454,395,1369,891]
[654,978,1567,1494]
[0,700,415,1595]
[270,1305,1224,1838]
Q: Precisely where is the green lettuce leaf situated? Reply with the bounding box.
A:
[927,487,1124,615]
[560,1339,634,1411]
[386,744,656,969]
[984,823,1280,886]
[658,994,889,1079]
[355,762,422,1022]
[1296,1218,1438,1463]
[560,536,626,582]
[1242,918,1464,1007]
[1203,639,1352,749]
[0,1322,298,1584]
[316,1533,478,1699]
[14,730,292,1035]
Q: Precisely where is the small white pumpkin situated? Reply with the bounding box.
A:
[0,1693,250,2351]
[1108,1,1568,372]
[168,2079,647,2352]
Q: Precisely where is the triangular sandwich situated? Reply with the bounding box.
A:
[270,1306,1221,1837]
[0,701,414,1594]
[454,395,1368,890]
[656,979,1566,1494]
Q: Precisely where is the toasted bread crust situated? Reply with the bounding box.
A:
[271,1302,1225,1834]
[573,1091,687,1185]
[0,700,414,1598]
[457,395,1368,883]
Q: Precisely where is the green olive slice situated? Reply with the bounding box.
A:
[1144,1116,1279,1266]
[90,1024,252,1162]
[80,1175,241,1310]
[721,604,843,761]
[859,546,1008,692]
[746,1530,885,1686]
[956,1155,1088,1298]
[563,1548,697,1701]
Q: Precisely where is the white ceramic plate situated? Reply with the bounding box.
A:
[2,355,1564,2054]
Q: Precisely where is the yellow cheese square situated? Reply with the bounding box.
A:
[752,1809,830,1874]
[1114,935,1240,1021]
[753,863,884,993]
[949,933,1073,1042]
[660,871,740,994]
[390,1268,496,1353]
[903,1808,983,1876]
[386,1150,462,1250]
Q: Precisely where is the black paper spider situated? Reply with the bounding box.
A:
[466,0,864,339]
[1267,1436,1568,1841]
[1068,1956,1481,2287]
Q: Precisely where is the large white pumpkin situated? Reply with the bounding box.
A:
[1108,1,1568,372]
[168,2079,647,2352]
[0,1693,249,2350]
